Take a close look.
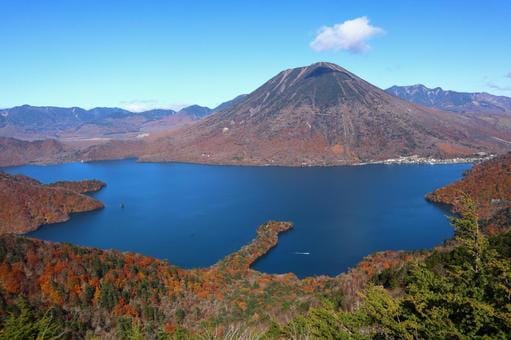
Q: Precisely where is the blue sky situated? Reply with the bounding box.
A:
[1,0,510,110]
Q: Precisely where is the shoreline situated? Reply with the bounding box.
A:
[1,153,494,169]
[357,154,495,166]
[12,219,414,281]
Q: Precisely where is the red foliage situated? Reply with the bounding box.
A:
[0,262,25,294]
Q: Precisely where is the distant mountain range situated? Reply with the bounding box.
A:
[141,62,511,165]
[0,99,241,140]
[385,84,511,115]
[1,62,511,167]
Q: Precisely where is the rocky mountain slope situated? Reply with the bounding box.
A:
[0,173,105,234]
[212,94,248,112]
[386,84,511,115]
[143,62,511,165]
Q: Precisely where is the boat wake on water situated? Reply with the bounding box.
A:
[292,251,310,255]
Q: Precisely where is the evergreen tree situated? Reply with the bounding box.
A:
[0,300,65,340]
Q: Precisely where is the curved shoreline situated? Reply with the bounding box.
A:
[213,221,294,272]
[0,173,106,235]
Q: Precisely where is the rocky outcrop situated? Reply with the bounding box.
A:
[0,173,105,235]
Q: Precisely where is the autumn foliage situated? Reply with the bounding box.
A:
[0,220,410,338]
[0,173,105,235]
[427,152,511,232]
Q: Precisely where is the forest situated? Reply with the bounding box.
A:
[1,153,510,338]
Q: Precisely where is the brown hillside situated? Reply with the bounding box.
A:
[0,173,105,234]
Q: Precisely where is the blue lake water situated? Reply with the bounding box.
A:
[4,160,470,277]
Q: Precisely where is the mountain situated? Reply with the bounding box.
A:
[2,64,511,167]
[0,98,248,141]
[0,137,72,167]
[177,105,212,118]
[174,97,250,118]
[142,62,511,166]
[212,94,248,112]
[134,108,176,120]
[0,105,194,140]
[386,84,511,115]
[0,95,250,166]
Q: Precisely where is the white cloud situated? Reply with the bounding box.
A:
[310,16,384,53]
[119,100,188,112]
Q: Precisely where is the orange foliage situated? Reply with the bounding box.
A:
[38,275,63,305]
[427,152,511,220]
[0,262,25,294]
[164,322,176,333]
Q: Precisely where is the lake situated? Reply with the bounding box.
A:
[4,160,470,278]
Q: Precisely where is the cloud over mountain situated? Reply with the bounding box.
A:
[119,100,188,112]
[310,16,384,53]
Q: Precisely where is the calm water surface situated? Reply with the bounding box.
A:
[4,160,470,277]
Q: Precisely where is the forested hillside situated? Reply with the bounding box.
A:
[271,201,511,338]
[1,155,510,338]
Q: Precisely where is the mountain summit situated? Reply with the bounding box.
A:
[142,62,510,165]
